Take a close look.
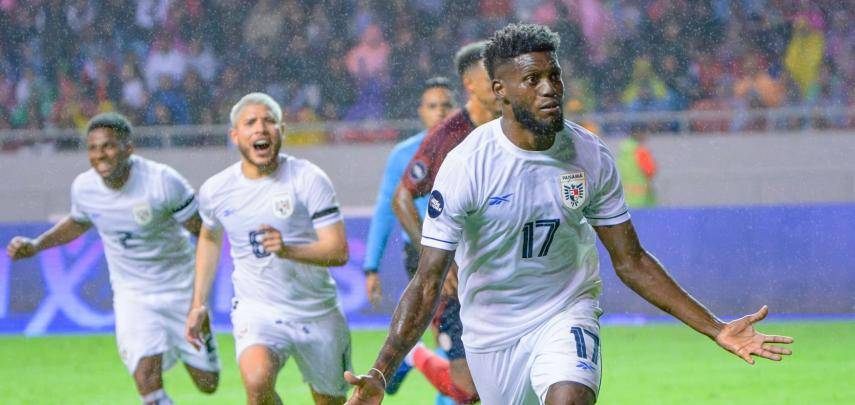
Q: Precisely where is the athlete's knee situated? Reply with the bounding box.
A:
[134,357,164,394]
[242,367,275,395]
[545,381,596,405]
[240,346,279,394]
[194,371,219,394]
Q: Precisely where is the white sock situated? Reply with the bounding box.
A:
[141,389,173,405]
[404,342,425,366]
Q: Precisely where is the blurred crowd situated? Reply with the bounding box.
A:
[0,0,852,134]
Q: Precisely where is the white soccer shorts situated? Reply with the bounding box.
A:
[114,291,220,374]
[466,298,602,404]
[230,299,353,397]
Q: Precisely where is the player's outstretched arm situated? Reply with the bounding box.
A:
[595,220,793,364]
[6,215,90,260]
[392,183,423,246]
[345,246,455,405]
[186,224,223,350]
[259,221,349,267]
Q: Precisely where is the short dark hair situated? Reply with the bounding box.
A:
[86,112,133,143]
[454,41,487,78]
[484,23,560,79]
[423,76,453,92]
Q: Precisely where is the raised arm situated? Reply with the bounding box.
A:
[260,221,349,267]
[595,220,793,364]
[185,224,223,349]
[345,246,455,404]
[392,183,423,245]
[6,216,91,260]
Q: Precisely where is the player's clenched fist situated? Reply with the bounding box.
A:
[258,224,288,258]
[185,306,209,351]
[7,236,38,260]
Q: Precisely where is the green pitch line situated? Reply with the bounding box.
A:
[0,321,852,404]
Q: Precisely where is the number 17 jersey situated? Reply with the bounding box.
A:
[421,119,631,352]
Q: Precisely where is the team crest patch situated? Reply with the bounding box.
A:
[132,203,153,225]
[427,190,444,218]
[409,160,428,183]
[559,172,587,210]
[272,193,294,218]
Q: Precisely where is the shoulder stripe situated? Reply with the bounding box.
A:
[172,195,196,213]
[311,206,340,220]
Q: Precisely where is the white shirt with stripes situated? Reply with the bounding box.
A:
[422,119,631,351]
[198,154,343,320]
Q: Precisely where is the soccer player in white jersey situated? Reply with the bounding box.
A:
[6,112,220,405]
[346,24,793,405]
[184,93,351,405]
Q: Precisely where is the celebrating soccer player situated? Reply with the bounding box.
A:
[346,23,793,405]
[184,93,352,405]
[7,112,220,405]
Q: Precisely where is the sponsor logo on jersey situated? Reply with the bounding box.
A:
[560,172,587,210]
[132,203,153,225]
[272,193,294,218]
[488,193,513,206]
[409,160,428,182]
[576,360,596,371]
[428,190,444,218]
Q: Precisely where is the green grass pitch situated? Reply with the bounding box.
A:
[0,321,852,404]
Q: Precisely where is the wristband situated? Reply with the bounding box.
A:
[369,367,387,389]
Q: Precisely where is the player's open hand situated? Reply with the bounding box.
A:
[185,305,209,351]
[714,305,793,365]
[365,272,382,307]
[344,370,385,405]
[7,236,37,260]
[258,224,288,258]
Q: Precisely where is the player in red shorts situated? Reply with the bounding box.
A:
[386,41,501,404]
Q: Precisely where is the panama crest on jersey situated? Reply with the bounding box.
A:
[132,203,153,225]
[272,192,294,218]
[559,172,587,209]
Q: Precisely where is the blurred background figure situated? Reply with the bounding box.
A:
[617,123,657,208]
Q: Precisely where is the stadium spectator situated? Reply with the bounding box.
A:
[146,76,190,125]
[733,54,785,110]
[49,72,97,131]
[185,38,218,83]
[120,60,149,124]
[143,37,188,91]
[784,15,826,103]
[0,0,849,134]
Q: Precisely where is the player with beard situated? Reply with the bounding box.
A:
[185,93,351,405]
[385,41,501,405]
[345,23,792,405]
[7,112,220,405]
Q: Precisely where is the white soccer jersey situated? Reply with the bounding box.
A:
[198,154,343,320]
[70,155,198,295]
[421,119,630,351]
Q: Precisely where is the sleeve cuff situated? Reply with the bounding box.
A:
[171,195,198,223]
[420,234,458,251]
[586,210,631,227]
